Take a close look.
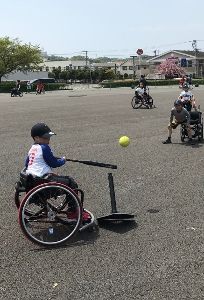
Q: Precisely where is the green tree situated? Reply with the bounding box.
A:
[0,37,43,82]
[71,55,87,61]
[157,58,185,79]
[104,69,115,80]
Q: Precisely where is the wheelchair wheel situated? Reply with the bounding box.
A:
[198,124,203,141]
[180,126,186,142]
[131,96,142,109]
[148,96,154,108]
[18,182,82,246]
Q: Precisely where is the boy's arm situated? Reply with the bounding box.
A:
[25,156,29,168]
[170,109,174,123]
[41,144,66,168]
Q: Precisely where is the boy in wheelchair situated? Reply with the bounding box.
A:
[18,122,91,221]
[178,83,197,112]
[135,82,152,107]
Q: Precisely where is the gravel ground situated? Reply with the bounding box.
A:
[0,86,203,300]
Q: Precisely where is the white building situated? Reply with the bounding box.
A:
[39,60,87,72]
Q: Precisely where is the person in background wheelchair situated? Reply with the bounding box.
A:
[135,81,145,98]
[163,99,193,144]
[135,82,153,106]
[177,84,202,141]
[21,122,91,222]
[178,83,197,112]
[11,80,23,97]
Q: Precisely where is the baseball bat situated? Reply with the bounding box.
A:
[65,158,117,169]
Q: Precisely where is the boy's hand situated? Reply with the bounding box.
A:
[63,156,66,162]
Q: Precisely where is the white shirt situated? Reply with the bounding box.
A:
[180,91,193,102]
[135,87,145,96]
[26,144,52,177]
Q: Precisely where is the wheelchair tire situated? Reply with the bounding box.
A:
[198,124,203,141]
[18,182,82,247]
[148,96,154,109]
[180,126,186,142]
[131,96,142,109]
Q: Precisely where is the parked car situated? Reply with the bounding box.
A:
[30,78,55,84]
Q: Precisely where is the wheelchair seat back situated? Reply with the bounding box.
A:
[190,111,202,125]
[19,168,49,192]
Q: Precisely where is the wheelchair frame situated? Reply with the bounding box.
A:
[180,111,203,142]
[131,88,154,109]
[15,173,95,247]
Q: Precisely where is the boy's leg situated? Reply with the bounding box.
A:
[45,174,91,222]
[163,123,173,144]
[187,124,192,139]
[45,174,78,210]
[47,174,78,189]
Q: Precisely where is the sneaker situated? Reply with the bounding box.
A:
[162,139,172,144]
[67,209,91,222]
[82,210,91,222]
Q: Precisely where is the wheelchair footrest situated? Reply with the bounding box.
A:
[79,209,96,231]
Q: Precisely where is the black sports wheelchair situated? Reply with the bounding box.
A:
[15,168,95,247]
[131,87,154,109]
[11,88,23,97]
[180,111,203,142]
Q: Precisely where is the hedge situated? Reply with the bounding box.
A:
[100,79,204,88]
[0,82,67,93]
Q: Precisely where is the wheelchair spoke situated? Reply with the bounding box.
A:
[19,183,82,246]
[131,96,142,109]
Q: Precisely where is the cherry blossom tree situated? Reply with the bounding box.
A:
[157,58,186,79]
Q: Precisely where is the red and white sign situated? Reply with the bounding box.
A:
[137,48,143,55]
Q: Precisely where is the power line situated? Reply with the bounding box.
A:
[46,40,204,58]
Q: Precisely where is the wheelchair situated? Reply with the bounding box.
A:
[11,88,23,97]
[180,111,203,142]
[15,169,95,247]
[131,87,154,109]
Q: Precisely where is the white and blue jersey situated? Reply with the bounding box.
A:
[179,91,193,102]
[25,144,65,177]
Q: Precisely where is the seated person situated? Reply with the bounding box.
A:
[179,76,188,89]
[12,80,21,95]
[178,83,197,111]
[135,82,146,101]
[24,122,90,221]
[163,99,193,144]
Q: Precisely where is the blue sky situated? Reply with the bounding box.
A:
[1,0,204,58]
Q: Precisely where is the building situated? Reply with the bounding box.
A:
[26,50,204,80]
[39,60,88,72]
[118,58,150,78]
[147,50,204,78]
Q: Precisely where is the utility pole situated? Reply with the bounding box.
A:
[82,50,88,68]
[82,50,90,86]
[130,55,137,80]
[192,40,198,77]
